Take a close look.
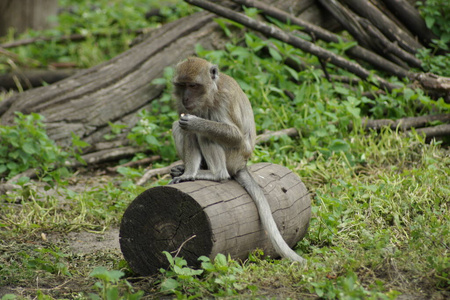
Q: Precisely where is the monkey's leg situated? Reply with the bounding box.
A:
[195,137,230,181]
[171,122,202,184]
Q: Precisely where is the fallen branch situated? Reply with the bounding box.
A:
[0,69,79,90]
[357,113,450,131]
[231,0,411,79]
[0,47,42,67]
[256,128,299,143]
[229,0,450,95]
[67,146,149,168]
[136,160,182,186]
[5,169,39,185]
[0,183,20,195]
[185,0,400,92]
[318,0,421,68]
[0,28,152,49]
[339,0,423,54]
[380,0,438,46]
[412,124,450,140]
[106,155,161,172]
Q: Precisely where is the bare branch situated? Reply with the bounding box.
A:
[185,0,400,92]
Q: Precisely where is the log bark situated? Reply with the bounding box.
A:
[120,163,311,275]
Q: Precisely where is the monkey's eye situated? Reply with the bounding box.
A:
[188,83,199,89]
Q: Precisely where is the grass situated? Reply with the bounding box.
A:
[1,0,449,299]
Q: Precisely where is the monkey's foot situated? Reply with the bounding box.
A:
[169,175,194,184]
[170,164,185,178]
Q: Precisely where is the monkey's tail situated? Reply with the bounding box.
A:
[234,167,307,264]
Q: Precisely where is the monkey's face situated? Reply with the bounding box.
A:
[173,57,218,113]
[173,82,207,112]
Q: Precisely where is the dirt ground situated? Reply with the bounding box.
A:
[48,229,121,254]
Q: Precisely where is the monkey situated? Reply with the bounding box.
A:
[170,57,306,264]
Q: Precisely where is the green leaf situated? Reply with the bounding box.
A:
[329,139,350,153]
[145,135,160,147]
[425,16,435,29]
[151,78,166,85]
[162,251,174,266]
[89,267,123,283]
[160,278,179,292]
[268,47,282,61]
[22,142,38,154]
[334,86,349,95]
[214,253,227,267]
[106,286,119,300]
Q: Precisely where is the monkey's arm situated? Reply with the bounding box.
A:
[179,114,243,147]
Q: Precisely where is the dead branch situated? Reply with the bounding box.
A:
[339,0,423,54]
[136,160,182,186]
[0,69,79,90]
[256,128,299,143]
[231,0,412,79]
[380,0,438,46]
[317,0,421,69]
[0,46,42,67]
[67,146,149,168]
[412,124,450,141]
[0,183,20,195]
[230,0,450,96]
[185,0,400,92]
[0,28,152,49]
[106,155,161,172]
[359,18,422,68]
[414,73,450,94]
[6,169,39,184]
[357,114,450,131]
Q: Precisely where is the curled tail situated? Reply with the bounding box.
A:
[234,167,306,264]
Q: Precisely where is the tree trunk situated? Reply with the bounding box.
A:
[0,0,331,152]
[119,163,311,275]
[0,0,58,36]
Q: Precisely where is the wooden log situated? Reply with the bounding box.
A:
[119,163,311,275]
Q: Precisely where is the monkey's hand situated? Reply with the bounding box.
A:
[179,114,202,131]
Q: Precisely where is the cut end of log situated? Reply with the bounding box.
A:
[120,163,311,275]
[119,186,213,275]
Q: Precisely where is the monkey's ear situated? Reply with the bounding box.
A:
[210,65,219,80]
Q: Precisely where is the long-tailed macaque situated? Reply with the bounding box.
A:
[170,57,306,264]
